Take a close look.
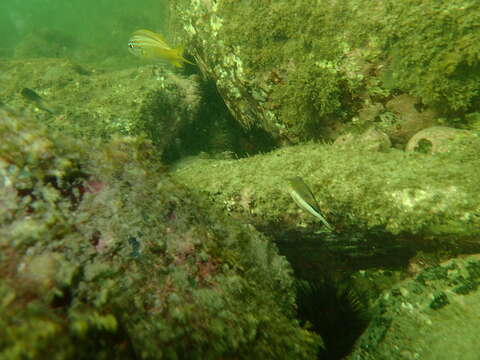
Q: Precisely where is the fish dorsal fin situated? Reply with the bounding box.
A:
[133,29,168,44]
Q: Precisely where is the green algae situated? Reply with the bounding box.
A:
[0,59,201,155]
[349,255,480,359]
[173,0,480,142]
[171,136,480,237]
[0,109,321,359]
[378,0,480,113]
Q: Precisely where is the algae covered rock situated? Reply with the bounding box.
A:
[334,127,391,152]
[171,0,480,143]
[348,255,480,359]
[384,94,438,147]
[0,58,200,154]
[405,126,474,154]
[171,138,480,238]
[0,109,320,359]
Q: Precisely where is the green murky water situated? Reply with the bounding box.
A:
[1,0,169,66]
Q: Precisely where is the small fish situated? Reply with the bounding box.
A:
[128,29,194,68]
[287,177,333,231]
[20,88,56,114]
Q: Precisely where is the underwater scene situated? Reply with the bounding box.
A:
[1,0,480,358]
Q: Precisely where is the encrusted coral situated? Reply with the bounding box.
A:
[171,0,480,142]
[0,109,320,359]
[350,255,480,359]
[172,137,480,237]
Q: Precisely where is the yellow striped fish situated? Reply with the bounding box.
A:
[127,29,194,68]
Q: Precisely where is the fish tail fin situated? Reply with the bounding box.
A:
[172,46,196,67]
[314,212,333,231]
[183,57,196,66]
[172,59,183,68]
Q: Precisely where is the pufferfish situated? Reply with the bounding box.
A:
[127,29,195,68]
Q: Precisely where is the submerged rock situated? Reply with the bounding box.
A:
[0,109,320,359]
[171,137,480,239]
[170,0,480,143]
[0,58,201,155]
[334,127,391,152]
[384,94,438,146]
[348,255,480,359]
[405,126,474,154]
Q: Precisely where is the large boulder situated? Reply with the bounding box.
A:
[171,0,480,143]
[171,137,480,239]
[348,255,480,359]
[0,109,320,359]
[0,58,200,154]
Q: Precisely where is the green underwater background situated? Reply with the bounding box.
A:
[1,0,480,359]
[0,0,169,65]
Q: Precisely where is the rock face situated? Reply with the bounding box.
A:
[348,255,480,359]
[0,109,320,359]
[405,126,473,154]
[334,128,391,152]
[0,58,201,154]
[169,136,480,304]
[170,0,480,143]
[384,94,438,147]
[171,139,480,239]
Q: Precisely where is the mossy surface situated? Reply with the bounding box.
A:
[348,255,480,359]
[171,136,480,237]
[378,0,480,112]
[0,109,320,359]
[0,59,200,153]
[172,0,480,142]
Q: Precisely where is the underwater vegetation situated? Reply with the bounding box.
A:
[350,255,480,359]
[171,0,480,143]
[0,109,321,359]
[378,0,480,113]
[1,0,480,357]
